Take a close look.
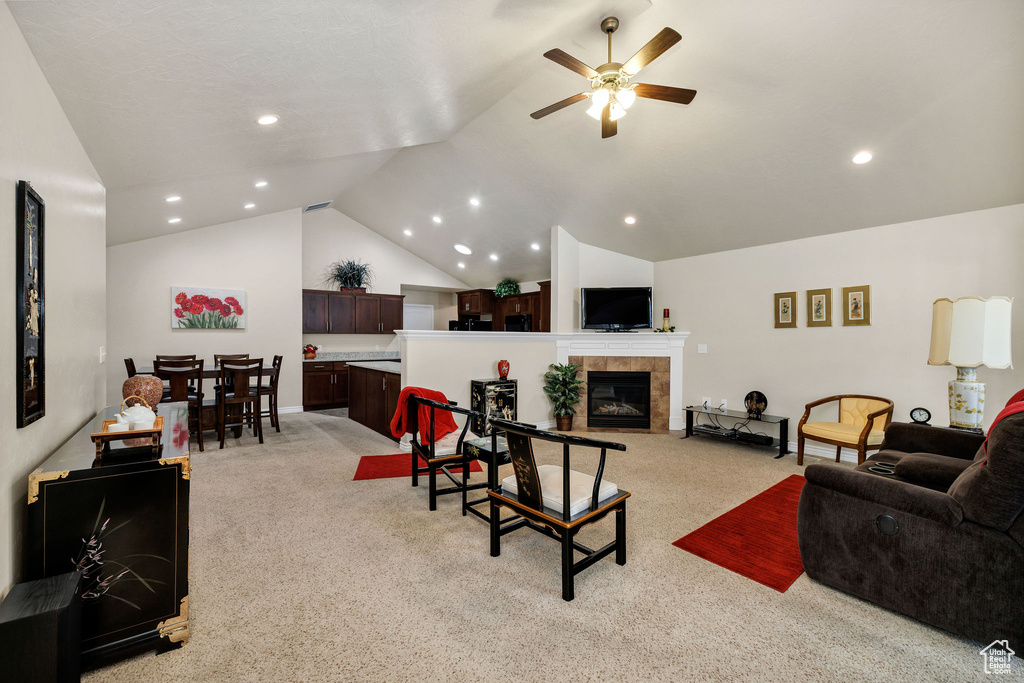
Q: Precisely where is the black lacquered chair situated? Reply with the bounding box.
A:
[407,395,487,512]
[487,418,629,601]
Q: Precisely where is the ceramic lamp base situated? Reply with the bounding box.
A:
[949,366,985,431]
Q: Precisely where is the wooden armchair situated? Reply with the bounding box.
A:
[407,395,488,512]
[487,418,629,601]
[797,394,894,465]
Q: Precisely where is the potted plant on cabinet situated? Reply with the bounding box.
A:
[544,362,584,431]
[326,259,373,292]
[494,278,520,298]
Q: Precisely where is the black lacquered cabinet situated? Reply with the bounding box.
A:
[470,379,517,436]
[26,402,191,668]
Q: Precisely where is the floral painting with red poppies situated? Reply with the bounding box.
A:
[171,287,246,329]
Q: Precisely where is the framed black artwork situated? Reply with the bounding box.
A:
[17,180,45,427]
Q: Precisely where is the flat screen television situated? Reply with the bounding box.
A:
[581,287,653,331]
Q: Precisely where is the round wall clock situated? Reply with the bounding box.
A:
[910,407,931,425]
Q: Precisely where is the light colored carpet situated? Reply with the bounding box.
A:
[84,411,990,682]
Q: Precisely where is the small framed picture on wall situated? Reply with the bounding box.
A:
[774,291,797,328]
[806,288,832,327]
[842,285,871,326]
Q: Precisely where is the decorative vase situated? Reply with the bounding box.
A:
[304,351,316,360]
[497,359,510,380]
[556,415,573,431]
[122,375,163,410]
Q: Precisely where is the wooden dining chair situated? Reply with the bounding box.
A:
[217,358,264,448]
[124,358,138,378]
[213,353,250,406]
[258,355,283,432]
[155,354,197,361]
[154,354,198,398]
[487,418,630,601]
[154,358,206,452]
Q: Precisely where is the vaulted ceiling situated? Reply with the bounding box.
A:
[9,0,1024,287]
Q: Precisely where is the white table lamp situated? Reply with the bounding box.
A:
[928,296,1013,431]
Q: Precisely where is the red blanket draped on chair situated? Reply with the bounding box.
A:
[390,386,459,445]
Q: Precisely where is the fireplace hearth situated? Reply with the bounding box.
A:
[587,371,651,429]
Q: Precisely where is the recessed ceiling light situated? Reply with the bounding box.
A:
[489,253,499,261]
[457,262,466,269]
[257,115,279,125]
[166,195,181,203]
[531,243,540,250]
[168,217,181,224]
[852,151,873,164]
[403,229,413,236]
[254,181,268,188]
[454,243,472,255]
[244,203,255,209]
[433,215,443,224]
[469,197,480,207]
[624,216,637,225]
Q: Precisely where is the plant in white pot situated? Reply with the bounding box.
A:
[544,362,584,430]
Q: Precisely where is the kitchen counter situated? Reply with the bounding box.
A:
[346,360,401,374]
[303,351,399,363]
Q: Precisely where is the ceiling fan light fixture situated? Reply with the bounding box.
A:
[617,87,636,109]
[586,103,605,120]
[609,102,627,121]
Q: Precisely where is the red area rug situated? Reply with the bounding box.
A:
[673,474,806,592]
[353,453,482,481]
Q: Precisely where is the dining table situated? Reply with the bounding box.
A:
[136,361,280,439]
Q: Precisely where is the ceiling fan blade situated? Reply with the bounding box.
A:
[530,93,590,120]
[544,48,599,79]
[602,105,617,138]
[633,83,697,105]
[621,27,682,76]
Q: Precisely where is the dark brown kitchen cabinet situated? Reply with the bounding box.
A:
[348,365,401,440]
[302,361,349,409]
[302,290,403,335]
[354,294,404,334]
[302,290,329,333]
[537,281,551,332]
[457,288,493,315]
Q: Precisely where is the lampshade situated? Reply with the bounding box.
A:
[617,87,636,109]
[928,296,1013,369]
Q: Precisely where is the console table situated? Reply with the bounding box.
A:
[683,405,790,458]
[26,402,190,668]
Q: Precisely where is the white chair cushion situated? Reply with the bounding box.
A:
[501,464,618,516]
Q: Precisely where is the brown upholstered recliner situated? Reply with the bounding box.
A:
[797,394,894,465]
[798,410,1024,650]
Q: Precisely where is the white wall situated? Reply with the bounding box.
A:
[551,226,579,333]
[551,225,654,332]
[106,210,303,408]
[579,242,654,289]
[401,288,458,331]
[400,332,557,427]
[654,204,1024,437]
[0,4,107,596]
[302,208,467,351]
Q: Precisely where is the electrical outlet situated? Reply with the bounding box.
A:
[375,345,380,350]
[719,399,728,411]
[697,344,707,354]
[702,396,711,409]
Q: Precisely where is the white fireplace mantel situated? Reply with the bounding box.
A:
[555,332,690,430]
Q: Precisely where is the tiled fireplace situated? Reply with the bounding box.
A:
[558,332,687,433]
[570,356,669,432]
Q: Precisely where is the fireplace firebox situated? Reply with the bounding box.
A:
[587,371,651,429]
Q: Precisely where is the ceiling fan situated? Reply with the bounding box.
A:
[531,17,696,138]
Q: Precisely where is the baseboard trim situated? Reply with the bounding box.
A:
[280,406,303,414]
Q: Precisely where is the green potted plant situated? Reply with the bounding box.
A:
[494,278,520,298]
[544,362,584,431]
[325,259,373,292]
